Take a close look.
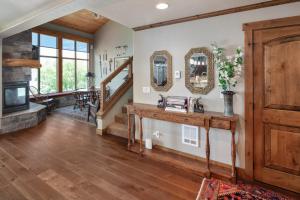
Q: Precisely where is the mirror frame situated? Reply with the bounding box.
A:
[185,47,214,94]
[150,50,173,91]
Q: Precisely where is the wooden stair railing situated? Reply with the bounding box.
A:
[98,56,133,118]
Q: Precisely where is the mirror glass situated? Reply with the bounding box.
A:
[150,50,172,91]
[189,53,208,88]
[185,47,214,94]
[153,55,168,86]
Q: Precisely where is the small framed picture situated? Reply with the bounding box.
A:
[114,56,130,70]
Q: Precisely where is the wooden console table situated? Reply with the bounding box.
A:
[127,103,239,182]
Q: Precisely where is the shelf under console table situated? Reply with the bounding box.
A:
[126,103,239,182]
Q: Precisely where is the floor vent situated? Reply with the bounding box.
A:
[182,125,199,147]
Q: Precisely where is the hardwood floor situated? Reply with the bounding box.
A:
[0,114,201,200]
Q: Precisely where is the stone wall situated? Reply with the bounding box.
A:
[2,30,32,60]
[2,30,32,83]
[1,103,47,134]
[55,95,76,108]
[2,67,31,83]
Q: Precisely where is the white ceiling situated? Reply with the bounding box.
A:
[95,0,269,28]
[0,0,72,31]
[0,0,292,38]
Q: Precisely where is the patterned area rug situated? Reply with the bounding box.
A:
[54,106,95,125]
[196,178,293,200]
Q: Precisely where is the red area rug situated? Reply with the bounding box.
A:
[196,178,293,200]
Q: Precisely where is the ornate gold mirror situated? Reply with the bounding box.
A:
[185,47,214,94]
[150,50,172,91]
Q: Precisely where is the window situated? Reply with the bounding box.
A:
[30,31,90,93]
[39,34,58,93]
[62,39,89,92]
[76,42,88,89]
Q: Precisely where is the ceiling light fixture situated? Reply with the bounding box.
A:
[156,3,169,10]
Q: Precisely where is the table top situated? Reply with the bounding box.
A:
[127,103,239,122]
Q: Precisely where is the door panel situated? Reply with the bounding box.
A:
[254,25,300,193]
[265,124,300,176]
[264,38,300,110]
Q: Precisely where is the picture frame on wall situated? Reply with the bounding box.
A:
[114,56,130,70]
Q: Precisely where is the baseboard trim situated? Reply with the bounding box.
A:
[153,144,248,182]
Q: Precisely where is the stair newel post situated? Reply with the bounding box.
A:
[128,61,133,79]
[100,82,106,114]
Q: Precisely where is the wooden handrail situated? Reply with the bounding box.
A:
[98,56,133,118]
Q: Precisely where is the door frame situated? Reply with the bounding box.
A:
[243,15,300,180]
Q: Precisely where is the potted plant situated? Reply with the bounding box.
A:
[212,44,243,116]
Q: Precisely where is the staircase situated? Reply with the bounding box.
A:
[106,99,132,138]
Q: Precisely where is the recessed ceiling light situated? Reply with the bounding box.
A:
[156,3,169,10]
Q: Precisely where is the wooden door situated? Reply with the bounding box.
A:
[253,24,300,192]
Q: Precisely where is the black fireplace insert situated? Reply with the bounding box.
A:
[3,81,29,114]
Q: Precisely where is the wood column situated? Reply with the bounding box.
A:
[58,35,63,92]
[132,115,136,144]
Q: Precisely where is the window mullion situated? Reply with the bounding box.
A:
[38,33,41,92]
[58,36,63,92]
[75,41,77,90]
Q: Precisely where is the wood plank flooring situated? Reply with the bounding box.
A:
[0,114,201,200]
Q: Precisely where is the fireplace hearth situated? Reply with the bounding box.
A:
[3,81,29,114]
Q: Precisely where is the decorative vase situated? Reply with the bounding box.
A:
[222,91,235,116]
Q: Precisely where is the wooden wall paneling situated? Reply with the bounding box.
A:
[51,9,109,34]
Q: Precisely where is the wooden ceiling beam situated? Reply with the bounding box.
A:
[133,0,300,31]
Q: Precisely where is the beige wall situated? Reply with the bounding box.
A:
[94,21,134,87]
[133,2,300,168]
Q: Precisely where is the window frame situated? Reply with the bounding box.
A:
[31,27,92,93]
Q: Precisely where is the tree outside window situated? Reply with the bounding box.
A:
[30,32,89,93]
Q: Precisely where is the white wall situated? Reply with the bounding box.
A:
[94,21,134,87]
[133,2,300,168]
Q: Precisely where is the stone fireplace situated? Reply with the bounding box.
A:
[1,30,46,134]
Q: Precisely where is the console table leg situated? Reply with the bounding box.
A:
[205,122,211,178]
[127,113,131,150]
[139,116,143,155]
[231,122,237,183]
[132,115,136,144]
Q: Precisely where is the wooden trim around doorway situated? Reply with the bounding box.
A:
[243,15,300,180]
